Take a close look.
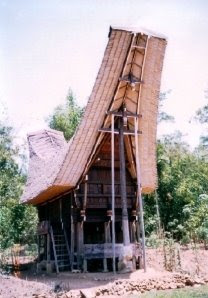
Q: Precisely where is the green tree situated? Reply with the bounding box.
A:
[194,89,208,146]
[0,120,37,249]
[47,89,83,140]
[182,194,208,246]
[144,130,208,243]
[158,90,174,123]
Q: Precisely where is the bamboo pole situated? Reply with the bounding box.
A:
[134,117,146,272]
[111,114,116,274]
[119,117,130,246]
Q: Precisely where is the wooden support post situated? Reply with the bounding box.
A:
[83,176,88,210]
[103,258,108,273]
[77,222,84,270]
[83,259,88,273]
[105,222,111,243]
[131,220,137,243]
[37,235,40,263]
[46,233,52,274]
[119,117,130,246]
[47,233,50,263]
[129,222,133,243]
[103,222,111,272]
[111,114,116,274]
[70,195,74,271]
[134,117,146,272]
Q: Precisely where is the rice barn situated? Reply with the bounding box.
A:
[21,26,167,274]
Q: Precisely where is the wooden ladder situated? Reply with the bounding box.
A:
[50,224,71,273]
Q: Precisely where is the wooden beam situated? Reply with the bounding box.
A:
[99,128,142,135]
[111,114,116,274]
[106,110,142,118]
[132,45,146,50]
[124,134,137,178]
[136,37,149,115]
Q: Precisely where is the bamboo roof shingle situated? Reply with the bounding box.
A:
[21,26,167,205]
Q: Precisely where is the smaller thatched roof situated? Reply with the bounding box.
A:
[21,129,69,204]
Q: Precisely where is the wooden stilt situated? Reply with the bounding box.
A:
[105,222,111,243]
[134,117,146,272]
[111,114,116,274]
[119,117,130,246]
[37,235,40,263]
[132,220,136,243]
[47,233,50,263]
[77,222,84,270]
[130,222,135,243]
[104,222,111,272]
[103,258,108,272]
[83,259,87,273]
[70,194,74,271]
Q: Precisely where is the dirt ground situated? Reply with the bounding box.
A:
[1,247,208,298]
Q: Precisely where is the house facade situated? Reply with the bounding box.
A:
[21,26,167,273]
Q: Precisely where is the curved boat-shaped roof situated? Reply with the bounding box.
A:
[21,26,167,205]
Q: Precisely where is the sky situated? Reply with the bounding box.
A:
[0,0,208,149]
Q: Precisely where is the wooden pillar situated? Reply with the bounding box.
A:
[136,218,140,243]
[37,235,40,263]
[131,220,137,243]
[105,222,111,243]
[134,117,146,272]
[83,259,88,273]
[70,194,74,271]
[103,222,111,272]
[77,222,84,270]
[119,117,130,246]
[47,233,50,263]
[111,114,116,274]
[129,222,133,243]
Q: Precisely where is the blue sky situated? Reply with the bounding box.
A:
[0,0,208,148]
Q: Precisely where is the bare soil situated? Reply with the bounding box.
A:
[1,247,208,298]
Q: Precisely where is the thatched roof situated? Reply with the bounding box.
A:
[21,26,167,205]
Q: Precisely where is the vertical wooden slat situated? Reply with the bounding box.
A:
[111,114,116,274]
[134,116,146,272]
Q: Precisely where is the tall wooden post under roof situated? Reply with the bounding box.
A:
[21,26,167,273]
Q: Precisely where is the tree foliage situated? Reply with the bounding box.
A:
[47,89,84,140]
[158,90,175,123]
[194,89,208,146]
[144,131,208,244]
[0,121,37,250]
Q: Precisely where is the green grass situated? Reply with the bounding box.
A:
[128,285,208,298]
